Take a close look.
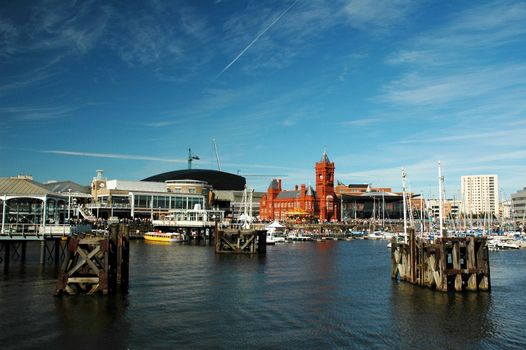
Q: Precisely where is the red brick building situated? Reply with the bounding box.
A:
[259,150,338,222]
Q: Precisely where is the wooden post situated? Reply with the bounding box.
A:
[452,241,462,291]
[116,225,123,289]
[466,237,477,291]
[119,224,129,292]
[257,230,266,254]
[436,240,448,292]
[409,228,416,283]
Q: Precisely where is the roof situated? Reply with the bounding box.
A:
[276,186,316,199]
[143,169,245,191]
[348,184,369,189]
[361,191,397,197]
[0,178,54,196]
[320,149,330,163]
[41,180,90,194]
[277,190,300,199]
[107,180,167,192]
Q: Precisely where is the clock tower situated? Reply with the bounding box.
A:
[91,169,107,199]
[315,149,336,222]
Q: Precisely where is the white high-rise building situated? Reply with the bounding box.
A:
[461,175,499,216]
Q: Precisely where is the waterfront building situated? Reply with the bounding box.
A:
[259,180,317,222]
[259,150,337,222]
[89,170,209,219]
[0,176,71,235]
[339,190,408,221]
[461,175,499,216]
[335,183,392,195]
[511,187,526,222]
[499,200,512,221]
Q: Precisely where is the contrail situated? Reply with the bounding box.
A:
[217,0,299,77]
[39,149,305,171]
[41,150,189,163]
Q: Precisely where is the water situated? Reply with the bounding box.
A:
[1,240,525,349]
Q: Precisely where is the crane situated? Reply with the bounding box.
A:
[187,148,199,169]
[212,139,221,171]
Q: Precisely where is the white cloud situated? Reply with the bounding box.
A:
[343,0,415,31]
[380,64,526,106]
[341,118,382,126]
[0,104,90,121]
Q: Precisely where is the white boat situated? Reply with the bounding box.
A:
[265,221,286,244]
[496,240,520,250]
[266,232,286,244]
[488,238,520,250]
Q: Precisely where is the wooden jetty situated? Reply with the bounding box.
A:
[391,229,490,292]
[215,229,266,254]
[54,224,129,296]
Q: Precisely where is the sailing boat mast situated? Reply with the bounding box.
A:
[402,168,408,243]
[438,161,444,238]
[420,193,424,237]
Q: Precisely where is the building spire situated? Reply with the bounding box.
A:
[321,147,330,163]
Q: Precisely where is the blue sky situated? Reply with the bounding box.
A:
[1,0,525,199]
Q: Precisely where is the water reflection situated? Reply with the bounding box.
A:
[389,280,493,349]
[53,295,131,349]
[1,240,525,349]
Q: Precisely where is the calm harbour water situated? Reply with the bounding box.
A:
[1,240,525,349]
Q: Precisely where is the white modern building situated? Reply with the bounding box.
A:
[511,187,526,222]
[89,170,211,219]
[461,175,499,216]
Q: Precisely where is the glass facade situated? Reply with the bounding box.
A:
[133,193,205,211]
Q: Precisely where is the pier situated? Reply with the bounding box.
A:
[215,229,266,254]
[391,230,491,292]
[55,224,129,295]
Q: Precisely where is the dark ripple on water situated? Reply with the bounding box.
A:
[1,240,526,349]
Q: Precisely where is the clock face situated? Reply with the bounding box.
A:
[99,182,105,188]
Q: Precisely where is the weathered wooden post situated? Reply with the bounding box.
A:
[118,224,129,292]
[55,225,130,296]
[409,228,416,284]
[257,230,266,254]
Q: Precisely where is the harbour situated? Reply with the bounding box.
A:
[1,239,525,349]
[2,0,526,348]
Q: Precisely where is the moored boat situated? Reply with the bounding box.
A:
[144,231,186,243]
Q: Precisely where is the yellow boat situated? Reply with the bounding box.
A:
[144,231,186,243]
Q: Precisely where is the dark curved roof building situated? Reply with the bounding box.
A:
[142,169,246,191]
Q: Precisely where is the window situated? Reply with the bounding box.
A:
[134,195,151,208]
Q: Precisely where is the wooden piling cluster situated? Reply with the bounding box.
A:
[54,224,129,296]
[215,229,266,254]
[391,230,490,292]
